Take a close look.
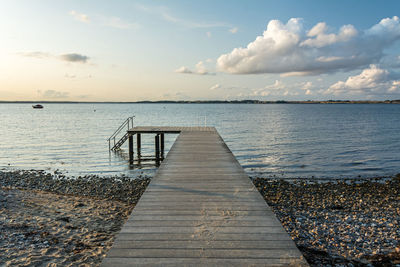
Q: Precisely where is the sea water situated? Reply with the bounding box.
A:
[0,103,399,179]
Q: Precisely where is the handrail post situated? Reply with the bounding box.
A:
[107,115,135,150]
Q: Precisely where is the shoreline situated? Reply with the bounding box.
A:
[0,170,151,204]
[0,170,150,266]
[1,170,399,266]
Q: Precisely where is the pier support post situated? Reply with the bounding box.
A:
[155,134,160,165]
[161,133,165,159]
[137,133,141,157]
[128,134,134,165]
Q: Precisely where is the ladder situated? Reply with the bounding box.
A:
[108,116,134,151]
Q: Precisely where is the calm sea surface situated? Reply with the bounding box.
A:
[0,103,399,179]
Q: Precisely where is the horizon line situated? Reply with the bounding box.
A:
[1,99,400,104]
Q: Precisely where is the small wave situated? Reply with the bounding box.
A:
[341,162,366,166]
[360,167,383,171]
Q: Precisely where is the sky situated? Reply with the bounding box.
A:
[1,0,400,101]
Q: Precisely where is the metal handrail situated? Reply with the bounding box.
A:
[108,116,135,150]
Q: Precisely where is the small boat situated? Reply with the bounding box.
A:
[32,104,43,109]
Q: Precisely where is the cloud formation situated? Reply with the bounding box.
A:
[102,16,139,29]
[19,52,90,64]
[209,84,221,90]
[59,53,89,63]
[38,90,69,99]
[229,27,238,34]
[70,10,138,30]
[18,51,51,59]
[301,81,313,90]
[217,16,400,75]
[69,10,90,23]
[327,65,400,95]
[175,66,193,74]
[175,61,214,75]
[137,4,236,31]
[250,80,290,97]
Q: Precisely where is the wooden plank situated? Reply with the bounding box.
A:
[119,226,288,234]
[127,210,273,216]
[111,240,297,249]
[105,248,304,259]
[102,257,307,267]
[123,219,282,227]
[101,127,308,266]
[112,233,294,241]
[126,215,277,221]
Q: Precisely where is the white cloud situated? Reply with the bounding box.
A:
[69,10,138,30]
[305,89,312,95]
[301,23,357,48]
[327,65,400,95]
[103,17,139,29]
[18,51,51,59]
[265,80,285,90]
[59,53,89,63]
[174,66,193,74]
[389,81,400,93]
[19,51,90,64]
[252,80,287,96]
[316,56,345,63]
[195,61,208,74]
[69,10,90,23]
[38,90,69,99]
[301,81,313,90]
[175,61,214,75]
[229,27,238,34]
[209,84,221,90]
[137,4,236,30]
[217,16,400,75]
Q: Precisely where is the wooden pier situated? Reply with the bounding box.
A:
[102,127,308,266]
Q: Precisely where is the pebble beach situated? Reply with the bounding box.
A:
[1,170,399,266]
[253,176,400,266]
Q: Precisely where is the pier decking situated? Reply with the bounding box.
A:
[102,127,308,266]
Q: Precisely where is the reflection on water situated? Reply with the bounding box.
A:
[0,103,399,179]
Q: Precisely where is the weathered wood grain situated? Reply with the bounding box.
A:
[101,127,308,266]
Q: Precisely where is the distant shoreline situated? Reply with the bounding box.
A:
[1,100,400,104]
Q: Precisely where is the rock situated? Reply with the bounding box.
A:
[252,176,400,266]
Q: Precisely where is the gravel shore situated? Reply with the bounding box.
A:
[253,176,400,266]
[0,170,150,204]
[0,170,150,266]
[2,170,399,266]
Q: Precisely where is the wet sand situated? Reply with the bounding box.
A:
[0,187,132,266]
[0,170,149,266]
